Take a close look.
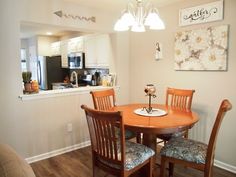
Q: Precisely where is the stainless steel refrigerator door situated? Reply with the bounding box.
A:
[37,56,48,90]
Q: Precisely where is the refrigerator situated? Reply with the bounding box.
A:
[37,56,66,90]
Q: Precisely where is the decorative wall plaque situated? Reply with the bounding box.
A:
[54,10,96,23]
[179,0,224,26]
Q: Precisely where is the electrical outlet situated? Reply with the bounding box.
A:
[67,123,73,132]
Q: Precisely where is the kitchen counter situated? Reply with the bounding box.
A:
[19,86,118,101]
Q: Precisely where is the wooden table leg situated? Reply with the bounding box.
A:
[143,133,158,177]
[143,133,157,152]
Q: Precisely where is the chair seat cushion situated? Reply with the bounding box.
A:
[115,128,136,140]
[160,137,207,164]
[98,141,155,171]
[157,131,187,141]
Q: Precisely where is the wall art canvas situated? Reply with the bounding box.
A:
[179,0,224,26]
[174,25,228,71]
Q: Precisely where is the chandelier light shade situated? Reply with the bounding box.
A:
[114,0,165,32]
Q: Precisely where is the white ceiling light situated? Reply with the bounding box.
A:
[46,32,52,35]
[114,0,165,32]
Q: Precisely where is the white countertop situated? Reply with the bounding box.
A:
[19,86,118,101]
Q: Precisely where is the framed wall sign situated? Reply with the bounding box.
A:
[179,0,224,26]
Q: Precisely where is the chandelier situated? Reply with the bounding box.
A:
[114,0,165,32]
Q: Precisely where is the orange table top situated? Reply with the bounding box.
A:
[112,104,199,134]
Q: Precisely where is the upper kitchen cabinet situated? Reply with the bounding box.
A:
[96,34,111,68]
[84,35,96,68]
[84,34,110,68]
[61,40,68,68]
[68,37,84,53]
[61,37,84,68]
[50,41,61,56]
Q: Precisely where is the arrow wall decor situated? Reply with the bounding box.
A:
[54,10,96,23]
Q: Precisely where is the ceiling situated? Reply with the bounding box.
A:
[63,0,185,12]
[21,0,185,38]
[20,22,90,39]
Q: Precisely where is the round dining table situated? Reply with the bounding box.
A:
[112,103,199,151]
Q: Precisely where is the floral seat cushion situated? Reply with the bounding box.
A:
[172,131,187,138]
[157,131,188,142]
[98,141,155,171]
[160,137,207,164]
[115,128,136,140]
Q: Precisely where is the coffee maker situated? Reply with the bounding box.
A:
[91,71,101,86]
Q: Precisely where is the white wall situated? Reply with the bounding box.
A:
[0,0,236,170]
[129,0,236,167]
[110,32,131,105]
[0,0,130,159]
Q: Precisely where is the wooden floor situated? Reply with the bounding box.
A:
[31,146,236,177]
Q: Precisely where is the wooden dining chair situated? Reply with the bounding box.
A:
[156,87,195,144]
[90,89,116,111]
[81,105,155,177]
[90,89,137,141]
[160,99,232,177]
[166,87,195,111]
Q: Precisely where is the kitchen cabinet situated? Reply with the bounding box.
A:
[61,37,84,68]
[84,36,96,68]
[96,35,110,67]
[50,41,61,56]
[84,34,110,68]
[68,37,84,53]
[61,40,68,68]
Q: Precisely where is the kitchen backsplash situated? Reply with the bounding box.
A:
[68,68,109,86]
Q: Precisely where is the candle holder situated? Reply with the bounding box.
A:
[143,84,156,113]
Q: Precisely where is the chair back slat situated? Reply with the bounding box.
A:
[205,99,232,175]
[92,118,101,154]
[107,122,114,159]
[97,119,105,156]
[81,105,125,166]
[103,120,110,158]
[166,87,195,110]
[90,89,116,111]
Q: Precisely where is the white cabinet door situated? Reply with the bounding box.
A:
[67,40,76,53]
[61,40,68,68]
[96,34,110,68]
[51,41,61,56]
[75,37,84,52]
[68,37,84,53]
[84,34,110,68]
[84,36,97,68]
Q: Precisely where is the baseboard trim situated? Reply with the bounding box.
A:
[26,141,91,164]
[214,160,236,174]
[25,141,236,174]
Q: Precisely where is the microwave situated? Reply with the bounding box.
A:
[68,52,85,69]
